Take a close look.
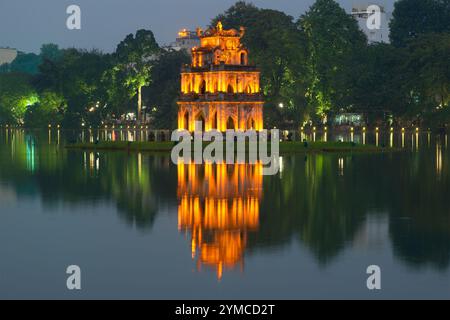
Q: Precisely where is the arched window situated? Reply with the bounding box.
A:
[211,112,217,129]
[199,80,206,94]
[227,84,234,94]
[184,112,189,130]
[245,84,252,94]
[240,52,246,65]
[195,113,206,131]
[226,117,235,130]
[247,117,256,130]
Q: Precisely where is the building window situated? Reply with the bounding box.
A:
[240,52,246,65]
[211,112,217,129]
[199,80,206,94]
[184,112,189,130]
[226,117,235,130]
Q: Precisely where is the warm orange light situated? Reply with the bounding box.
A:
[178,162,262,279]
[178,29,189,38]
[178,22,263,132]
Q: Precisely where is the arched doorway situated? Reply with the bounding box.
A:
[199,80,206,94]
[211,112,218,130]
[240,52,246,65]
[184,111,190,130]
[227,84,234,94]
[195,112,206,131]
[247,117,256,130]
[226,117,235,130]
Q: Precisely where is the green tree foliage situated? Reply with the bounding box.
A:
[40,43,63,63]
[396,33,450,123]
[390,0,450,47]
[352,43,406,121]
[113,29,160,121]
[24,91,66,127]
[144,49,190,129]
[0,73,38,123]
[299,0,367,120]
[35,49,112,127]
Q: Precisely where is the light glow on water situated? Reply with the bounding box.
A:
[0,129,449,299]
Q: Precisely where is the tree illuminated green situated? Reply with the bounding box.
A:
[114,29,160,122]
[0,73,38,123]
[24,91,66,127]
[299,0,367,120]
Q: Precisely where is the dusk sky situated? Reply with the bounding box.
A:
[0,0,395,53]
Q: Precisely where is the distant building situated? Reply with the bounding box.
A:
[0,48,18,65]
[351,2,392,43]
[168,29,200,53]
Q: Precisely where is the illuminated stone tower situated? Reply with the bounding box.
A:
[177,22,264,132]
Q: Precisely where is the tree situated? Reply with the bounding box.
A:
[352,43,407,123]
[0,73,38,123]
[24,91,66,127]
[396,33,450,124]
[114,29,160,122]
[34,48,112,127]
[298,0,367,121]
[390,0,450,47]
[40,43,63,63]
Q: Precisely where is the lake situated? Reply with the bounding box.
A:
[0,129,449,299]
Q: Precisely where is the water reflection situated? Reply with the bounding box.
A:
[0,129,449,289]
[436,139,443,178]
[177,162,262,279]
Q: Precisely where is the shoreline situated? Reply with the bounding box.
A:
[65,141,401,154]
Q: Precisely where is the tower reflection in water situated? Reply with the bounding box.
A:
[177,162,263,280]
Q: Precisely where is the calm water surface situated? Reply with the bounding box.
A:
[0,129,449,299]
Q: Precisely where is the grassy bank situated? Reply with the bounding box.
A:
[66,141,174,152]
[65,141,397,154]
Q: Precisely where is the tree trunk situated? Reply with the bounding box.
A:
[137,86,142,123]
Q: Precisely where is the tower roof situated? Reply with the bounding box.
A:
[198,21,244,39]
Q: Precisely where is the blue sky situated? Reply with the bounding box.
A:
[0,0,395,53]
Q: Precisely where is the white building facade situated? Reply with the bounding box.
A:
[168,29,200,54]
[351,2,392,43]
[0,48,17,65]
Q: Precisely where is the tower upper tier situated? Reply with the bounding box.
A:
[179,22,262,98]
[187,22,251,69]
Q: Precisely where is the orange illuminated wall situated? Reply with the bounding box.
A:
[177,22,264,132]
[177,162,263,280]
